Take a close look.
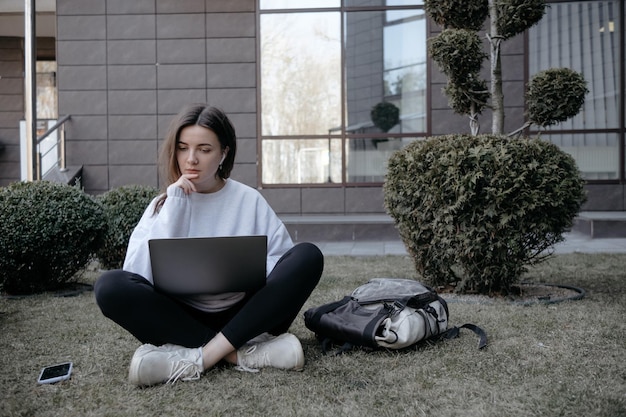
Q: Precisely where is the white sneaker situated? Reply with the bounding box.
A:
[128,343,203,386]
[236,333,305,373]
[243,332,275,347]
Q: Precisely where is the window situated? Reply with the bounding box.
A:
[529,1,624,180]
[260,1,426,185]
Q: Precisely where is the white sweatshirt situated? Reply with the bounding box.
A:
[123,179,294,311]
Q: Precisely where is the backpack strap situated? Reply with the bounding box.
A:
[308,296,352,324]
[320,339,354,356]
[440,323,488,349]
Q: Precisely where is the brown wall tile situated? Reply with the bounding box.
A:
[58,90,108,115]
[108,164,159,188]
[205,0,255,13]
[157,64,206,89]
[107,15,156,40]
[108,40,156,65]
[57,16,106,40]
[156,0,205,14]
[261,188,302,213]
[108,115,157,140]
[206,63,256,88]
[108,90,157,115]
[108,140,158,165]
[108,65,157,90]
[206,38,256,63]
[66,116,108,140]
[156,15,206,39]
[205,13,255,38]
[56,0,105,15]
[107,0,156,15]
[57,66,107,90]
[57,40,106,65]
[157,39,206,64]
[302,188,345,213]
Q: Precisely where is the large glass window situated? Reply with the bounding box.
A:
[260,1,426,185]
[529,1,624,180]
[260,12,342,137]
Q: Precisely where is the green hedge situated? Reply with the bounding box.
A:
[384,134,586,295]
[96,184,160,270]
[0,181,106,294]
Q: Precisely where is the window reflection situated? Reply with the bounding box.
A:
[344,9,426,134]
[344,0,423,7]
[260,3,426,185]
[529,1,620,130]
[260,13,341,136]
[528,1,621,181]
[346,138,418,183]
[262,139,342,184]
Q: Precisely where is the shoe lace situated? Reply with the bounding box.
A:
[166,360,202,384]
[234,345,268,373]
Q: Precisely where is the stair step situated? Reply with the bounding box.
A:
[280,214,399,242]
[281,212,626,241]
[42,165,83,186]
[573,211,626,238]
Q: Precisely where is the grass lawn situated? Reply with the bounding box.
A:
[1,253,625,417]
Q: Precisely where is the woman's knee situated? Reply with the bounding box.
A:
[94,270,145,311]
[294,242,324,268]
[291,242,324,283]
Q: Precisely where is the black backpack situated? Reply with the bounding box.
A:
[304,278,487,354]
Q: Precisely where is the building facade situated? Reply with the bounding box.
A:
[0,0,624,216]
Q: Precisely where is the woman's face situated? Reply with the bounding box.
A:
[176,125,227,193]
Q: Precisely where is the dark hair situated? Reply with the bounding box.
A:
[154,104,237,212]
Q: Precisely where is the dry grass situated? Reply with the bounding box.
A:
[1,254,625,417]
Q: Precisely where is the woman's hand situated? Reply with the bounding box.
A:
[171,174,199,195]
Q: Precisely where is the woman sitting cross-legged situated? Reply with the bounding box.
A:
[94,104,324,386]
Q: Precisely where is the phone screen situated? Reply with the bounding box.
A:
[38,362,72,384]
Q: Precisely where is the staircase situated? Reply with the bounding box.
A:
[42,165,82,187]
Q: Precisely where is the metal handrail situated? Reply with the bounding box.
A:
[36,115,71,179]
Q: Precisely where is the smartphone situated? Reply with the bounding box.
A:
[37,362,73,385]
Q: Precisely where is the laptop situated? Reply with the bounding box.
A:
[148,235,267,295]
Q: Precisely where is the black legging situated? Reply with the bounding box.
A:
[94,242,323,349]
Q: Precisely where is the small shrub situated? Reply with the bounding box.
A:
[527,68,588,127]
[384,134,587,295]
[371,102,400,133]
[497,0,546,40]
[96,184,160,270]
[428,29,487,80]
[0,181,106,294]
[424,0,488,31]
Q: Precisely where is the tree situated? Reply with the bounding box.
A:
[424,0,587,135]
[384,0,589,295]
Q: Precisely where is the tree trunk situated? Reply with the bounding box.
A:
[470,103,480,135]
[488,0,505,135]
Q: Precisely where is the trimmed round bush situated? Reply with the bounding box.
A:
[497,0,546,40]
[96,184,160,270]
[424,0,488,31]
[0,181,107,294]
[527,68,588,127]
[384,134,586,295]
[428,29,487,80]
[371,102,400,133]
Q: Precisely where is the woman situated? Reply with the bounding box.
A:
[95,104,324,386]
